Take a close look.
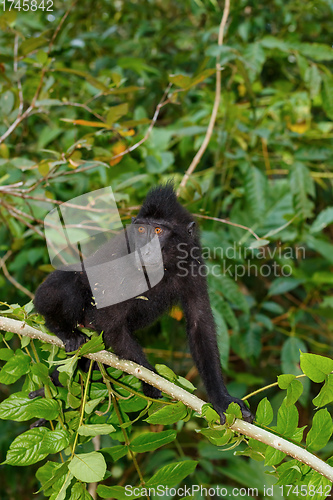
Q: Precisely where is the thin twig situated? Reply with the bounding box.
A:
[261,138,271,176]
[0,251,34,300]
[94,83,173,165]
[193,213,261,241]
[0,67,45,145]
[47,1,77,55]
[1,202,45,239]
[0,190,108,212]
[54,101,106,123]
[14,34,24,115]
[177,0,230,195]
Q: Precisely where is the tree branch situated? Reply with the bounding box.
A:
[0,315,332,482]
[177,0,230,195]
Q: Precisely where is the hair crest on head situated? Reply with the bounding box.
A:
[137,182,193,225]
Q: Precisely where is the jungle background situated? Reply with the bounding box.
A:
[0,0,333,498]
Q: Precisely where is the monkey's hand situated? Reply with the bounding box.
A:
[142,381,162,399]
[217,396,254,425]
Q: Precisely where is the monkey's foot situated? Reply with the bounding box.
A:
[29,387,45,399]
[64,331,88,353]
[142,382,162,399]
[30,418,47,428]
[217,396,254,425]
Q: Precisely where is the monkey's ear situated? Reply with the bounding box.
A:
[131,217,136,223]
[187,221,195,235]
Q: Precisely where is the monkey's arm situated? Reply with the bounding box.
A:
[34,270,89,352]
[181,288,253,424]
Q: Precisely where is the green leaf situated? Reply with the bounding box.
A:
[268,278,302,296]
[0,392,59,421]
[313,374,333,407]
[276,462,302,485]
[78,334,104,355]
[36,461,66,492]
[36,49,48,65]
[248,239,270,249]
[296,42,333,61]
[306,408,333,451]
[0,90,15,116]
[40,430,70,454]
[281,337,307,376]
[85,397,104,414]
[54,68,110,92]
[212,295,239,333]
[305,64,321,98]
[322,73,333,120]
[255,397,273,426]
[261,301,284,315]
[278,374,304,405]
[286,379,303,406]
[306,235,333,265]
[278,374,295,390]
[244,166,267,221]
[245,324,262,358]
[276,400,298,438]
[70,482,94,500]
[101,445,128,462]
[97,485,134,500]
[100,444,128,462]
[0,348,14,361]
[200,428,233,446]
[201,404,220,424]
[169,73,191,88]
[168,69,215,90]
[264,446,286,466]
[31,362,51,385]
[219,274,249,313]
[146,460,198,487]
[290,162,314,219]
[106,103,129,125]
[155,364,177,381]
[291,425,306,444]
[68,452,106,483]
[0,352,31,384]
[35,99,63,107]
[303,470,333,500]
[118,394,147,413]
[38,161,50,176]
[212,305,230,369]
[3,427,49,465]
[300,353,333,383]
[145,402,187,425]
[176,376,196,392]
[261,36,291,51]
[19,36,47,55]
[78,424,116,436]
[224,402,243,425]
[130,430,177,453]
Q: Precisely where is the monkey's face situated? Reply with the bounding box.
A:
[129,220,171,268]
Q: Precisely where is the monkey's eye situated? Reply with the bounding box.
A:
[138,226,146,233]
[154,227,163,234]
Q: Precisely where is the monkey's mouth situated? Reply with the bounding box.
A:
[136,261,162,271]
[134,252,163,270]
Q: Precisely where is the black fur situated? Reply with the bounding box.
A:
[34,184,253,423]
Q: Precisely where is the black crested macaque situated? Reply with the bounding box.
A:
[34,184,253,423]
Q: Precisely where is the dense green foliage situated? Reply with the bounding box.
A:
[0,0,333,498]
